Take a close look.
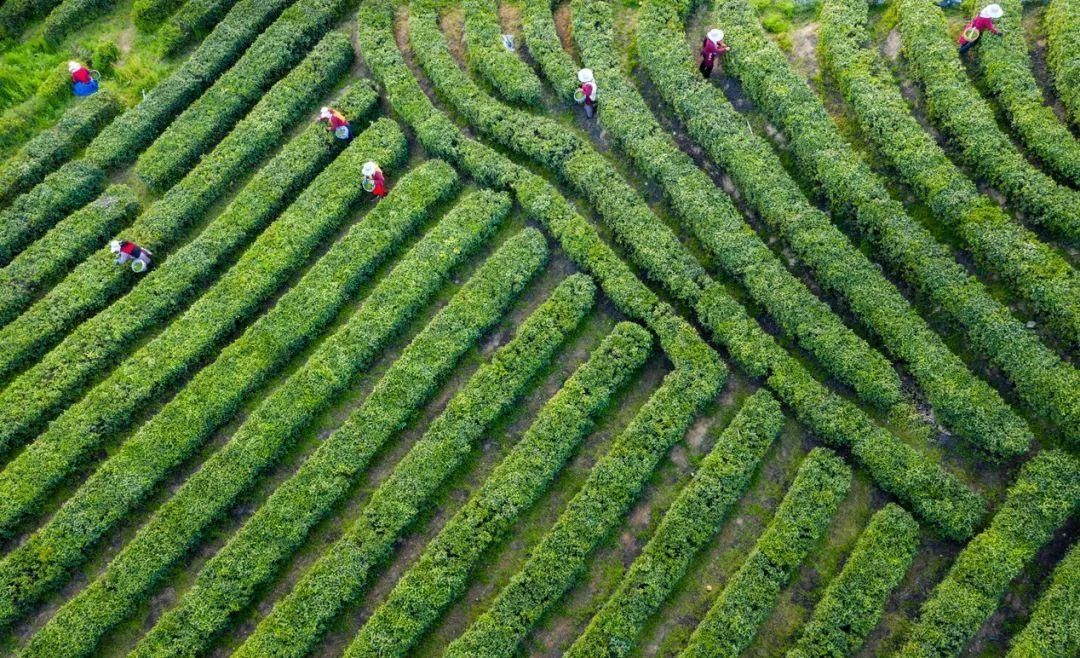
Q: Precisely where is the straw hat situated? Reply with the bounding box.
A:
[577,68,594,83]
[708,28,724,43]
[320,106,332,119]
[981,4,1003,18]
[109,240,121,253]
[362,161,378,177]
[68,61,81,72]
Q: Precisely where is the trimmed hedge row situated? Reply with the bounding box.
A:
[567,0,904,412]
[20,177,504,658]
[897,450,1080,658]
[157,0,243,55]
[976,0,1080,186]
[0,159,103,268]
[816,0,1080,354]
[0,90,120,207]
[345,322,653,658]
[0,121,410,631]
[82,0,299,171]
[237,273,596,658]
[132,0,187,32]
[132,227,548,658]
[134,0,354,192]
[0,104,388,542]
[896,0,1080,245]
[41,0,115,44]
[1046,0,1080,127]
[0,0,63,40]
[364,0,981,539]
[462,0,543,105]
[682,448,852,657]
[0,185,139,325]
[521,0,579,100]
[1007,541,1080,658]
[565,389,785,658]
[640,0,1029,457]
[787,503,920,658]
[421,0,901,411]
[819,0,1080,442]
[0,34,356,457]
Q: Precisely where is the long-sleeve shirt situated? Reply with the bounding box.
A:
[700,38,730,65]
[327,110,348,130]
[959,16,1000,43]
[71,67,92,84]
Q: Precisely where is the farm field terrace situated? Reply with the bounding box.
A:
[0,0,1076,656]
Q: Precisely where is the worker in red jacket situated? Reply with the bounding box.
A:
[362,161,387,199]
[700,29,731,79]
[577,69,598,118]
[69,61,98,96]
[110,239,153,272]
[959,4,1003,54]
[320,106,350,139]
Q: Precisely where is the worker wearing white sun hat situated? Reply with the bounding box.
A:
[577,68,598,118]
[361,161,387,198]
[959,4,1003,54]
[700,28,731,79]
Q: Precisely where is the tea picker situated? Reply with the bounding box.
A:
[362,161,387,199]
[320,106,351,140]
[69,61,99,96]
[576,69,598,118]
[699,28,731,79]
[959,4,1003,54]
[110,240,152,273]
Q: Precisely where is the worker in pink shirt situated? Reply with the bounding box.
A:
[577,69,598,118]
[959,4,1003,54]
[69,61,99,96]
[320,106,351,139]
[110,240,152,272]
[699,29,731,79]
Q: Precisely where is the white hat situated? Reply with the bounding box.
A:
[320,106,332,119]
[109,240,121,253]
[708,29,724,43]
[577,68,594,83]
[362,161,378,177]
[68,61,81,72]
[980,4,1003,18]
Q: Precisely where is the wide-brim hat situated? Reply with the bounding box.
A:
[68,61,81,72]
[577,68,594,83]
[362,161,378,177]
[708,28,724,43]
[109,240,121,253]
[981,4,1003,18]
[320,106,332,119]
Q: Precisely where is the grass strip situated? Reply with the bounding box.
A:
[896,0,1080,245]
[157,0,243,55]
[0,34,360,385]
[0,121,409,630]
[0,90,120,207]
[0,185,139,321]
[0,34,356,455]
[897,449,1080,658]
[975,0,1080,186]
[1007,541,1080,658]
[462,0,543,105]
[131,227,548,657]
[239,272,597,658]
[82,0,300,171]
[364,0,981,539]
[423,0,901,412]
[682,448,852,657]
[134,0,356,192]
[0,159,103,267]
[345,321,653,658]
[19,178,504,658]
[787,503,920,657]
[638,0,1029,455]
[566,389,784,658]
